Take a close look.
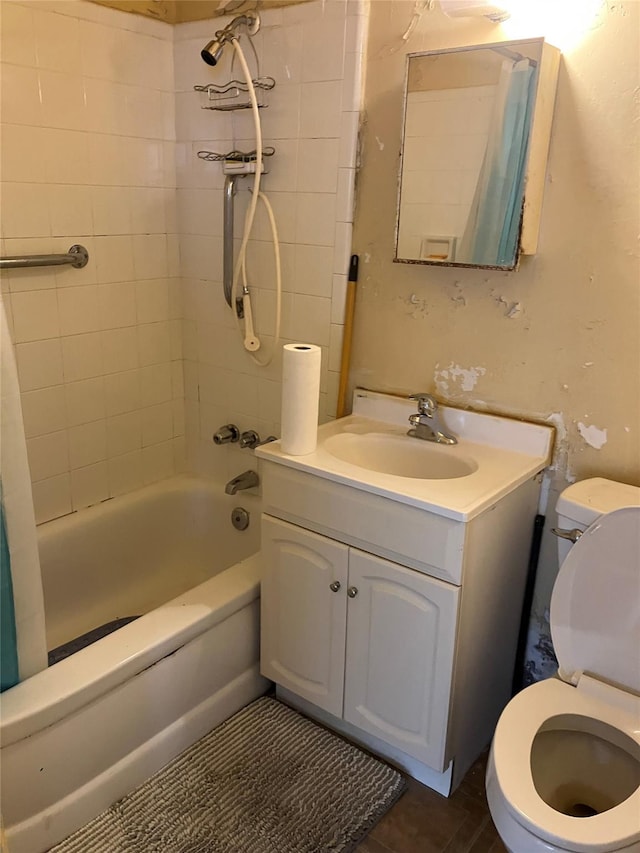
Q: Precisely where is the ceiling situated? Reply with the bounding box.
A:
[89,0,309,25]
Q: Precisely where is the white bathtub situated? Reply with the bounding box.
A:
[0,476,270,853]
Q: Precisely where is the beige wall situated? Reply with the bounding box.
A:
[351,0,639,674]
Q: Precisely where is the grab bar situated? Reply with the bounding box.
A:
[223,175,237,308]
[0,244,89,271]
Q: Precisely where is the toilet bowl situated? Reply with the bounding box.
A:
[486,483,640,853]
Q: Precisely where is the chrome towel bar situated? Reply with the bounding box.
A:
[0,244,89,271]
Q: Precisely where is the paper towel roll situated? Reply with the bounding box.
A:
[281,343,322,455]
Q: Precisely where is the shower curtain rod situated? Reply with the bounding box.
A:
[491,45,538,67]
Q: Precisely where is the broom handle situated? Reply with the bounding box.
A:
[336,255,359,419]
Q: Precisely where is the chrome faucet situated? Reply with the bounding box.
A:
[225,470,259,495]
[407,393,457,445]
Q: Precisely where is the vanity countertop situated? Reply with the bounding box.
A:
[256,389,555,522]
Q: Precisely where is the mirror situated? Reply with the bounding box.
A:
[395,39,547,270]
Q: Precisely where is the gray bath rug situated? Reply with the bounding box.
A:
[49,696,406,853]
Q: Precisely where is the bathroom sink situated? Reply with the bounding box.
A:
[256,389,555,521]
[323,432,477,480]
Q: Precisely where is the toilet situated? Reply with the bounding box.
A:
[486,478,640,853]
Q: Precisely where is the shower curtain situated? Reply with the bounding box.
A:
[459,57,537,266]
[0,297,47,691]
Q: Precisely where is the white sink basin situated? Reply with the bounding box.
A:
[256,389,555,521]
[323,432,477,480]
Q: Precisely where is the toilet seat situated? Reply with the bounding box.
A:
[491,677,640,853]
[550,506,640,693]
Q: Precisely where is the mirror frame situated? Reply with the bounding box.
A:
[394,38,559,271]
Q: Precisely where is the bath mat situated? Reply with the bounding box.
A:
[49,696,406,853]
[47,616,141,666]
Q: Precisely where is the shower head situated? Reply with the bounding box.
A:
[201,11,260,67]
[201,38,226,67]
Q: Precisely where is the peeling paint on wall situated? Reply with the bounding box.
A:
[434,362,486,395]
[522,610,558,688]
[577,421,608,449]
[375,136,385,151]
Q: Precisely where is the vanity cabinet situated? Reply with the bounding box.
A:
[256,389,555,794]
[261,515,458,771]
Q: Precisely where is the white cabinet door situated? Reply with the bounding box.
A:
[343,548,459,770]
[260,515,349,716]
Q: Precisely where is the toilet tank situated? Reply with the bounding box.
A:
[555,477,640,562]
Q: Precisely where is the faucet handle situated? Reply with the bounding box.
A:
[409,393,437,416]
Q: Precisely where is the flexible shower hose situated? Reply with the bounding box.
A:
[230,37,282,368]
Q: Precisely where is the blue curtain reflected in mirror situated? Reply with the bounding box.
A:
[459,58,537,266]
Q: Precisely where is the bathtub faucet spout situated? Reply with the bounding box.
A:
[225,470,259,495]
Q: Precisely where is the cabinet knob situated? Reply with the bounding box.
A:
[329,581,341,592]
[347,586,358,598]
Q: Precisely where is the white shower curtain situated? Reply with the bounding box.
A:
[0,296,47,686]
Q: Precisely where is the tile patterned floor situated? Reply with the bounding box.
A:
[357,752,508,853]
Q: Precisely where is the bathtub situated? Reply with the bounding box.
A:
[0,476,270,853]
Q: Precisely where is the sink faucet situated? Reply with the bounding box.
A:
[225,469,259,495]
[407,393,457,445]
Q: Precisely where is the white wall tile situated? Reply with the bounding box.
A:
[48,185,94,238]
[139,363,172,407]
[43,129,91,185]
[141,440,174,484]
[15,339,64,391]
[61,332,104,382]
[135,278,170,323]
[39,69,87,131]
[0,64,42,126]
[92,186,133,236]
[97,281,136,330]
[11,290,60,342]
[94,236,136,283]
[138,321,171,366]
[1,183,51,239]
[296,193,337,246]
[107,410,142,456]
[70,461,109,510]
[108,450,144,496]
[64,377,106,426]
[301,16,346,83]
[102,327,139,374]
[21,385,67,438]
[1,3,36,67]
[133,234,169,279]
[31,473,72,524]
[297,139,340,193]
[333,221,353,275]
[83,77,126,135]
[26,430,69,481]
[331,273,348,324]
[68,419,107,469]
[141,402,173,446]
[104,369,141,417]
[1,124,47,183]
[58,285,102,336]
[34,9,82,75]
[294,244,334,297]
[290,294,332,346]
[300,81,343,138]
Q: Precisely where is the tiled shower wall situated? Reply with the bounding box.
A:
[173,0,366,481]
[0,0,183,523]
[0,0,366,518]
